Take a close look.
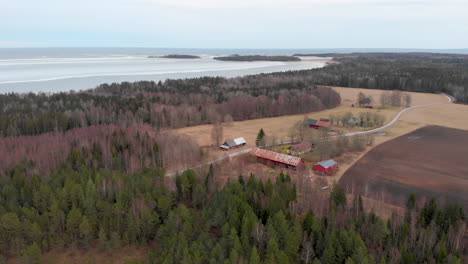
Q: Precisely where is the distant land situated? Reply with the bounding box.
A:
[214,55,301,62]
[148,54,201,59]
[293,52,468,58]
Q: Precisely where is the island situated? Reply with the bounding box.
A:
[148,54,201,59]
[213,54,301,62]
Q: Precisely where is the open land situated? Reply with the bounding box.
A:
[339,125,468,211]
[175,86,465,218]
[175,86,448,174]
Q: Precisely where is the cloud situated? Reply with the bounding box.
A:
[0,41,51,48]
[0,0,466,48]
[147,0,466,9]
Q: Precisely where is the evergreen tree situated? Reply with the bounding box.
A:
[249,246,260,264]
[98,228,108,250]
[256,129,266,147]
[79,216,92,247]
[22,242,42,264]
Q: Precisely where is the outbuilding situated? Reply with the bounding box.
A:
[307,118,331,129]
[220,137,247,150]
[313,159,338,175]
[250,148,305,170]
[289,141,313,155]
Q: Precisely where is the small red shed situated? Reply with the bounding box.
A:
[313,159,338,175]
[307,119,331,129]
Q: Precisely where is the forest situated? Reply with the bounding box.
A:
[3,52,467,137]
[0,125,202,176]
[0,53,467,263]
[0,153,465,263]
[0,76,340,137]
[290,53,468,103]
[213,55,301,62]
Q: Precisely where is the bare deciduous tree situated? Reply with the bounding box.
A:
[211,122,223,147]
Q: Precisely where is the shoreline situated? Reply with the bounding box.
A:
[0,56,332,94]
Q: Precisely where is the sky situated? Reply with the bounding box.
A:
[1,0,467,49]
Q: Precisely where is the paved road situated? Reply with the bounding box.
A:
[166,94,453,177]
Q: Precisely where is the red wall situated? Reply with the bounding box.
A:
[313,164,337,174]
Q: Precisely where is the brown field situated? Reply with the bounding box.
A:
[176,87,447,153]
[176,86,437,160]
[328,86,447,106]
[175,86,452,182]
[339,125,468,211]
[176,105,398,161]
[400,103,468,131]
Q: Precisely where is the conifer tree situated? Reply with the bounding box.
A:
[256,129,266,147]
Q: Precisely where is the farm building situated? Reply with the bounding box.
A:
[313,159,338,175]
[348,117,361,126]
[307,118,331,129]
[289,141,313,155]
[220,137,247,150]
[250,148,305,170]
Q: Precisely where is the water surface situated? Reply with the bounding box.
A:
[0,48,330,93]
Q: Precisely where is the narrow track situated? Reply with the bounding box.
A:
[166,94,453,177]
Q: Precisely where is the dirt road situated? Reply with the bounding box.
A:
[166,94,453,177]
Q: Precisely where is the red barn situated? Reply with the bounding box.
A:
[307,119,319,128]
[313,159,338,175]
[250,148,305,170]
[316,120,331,129]
[307,119,331,129]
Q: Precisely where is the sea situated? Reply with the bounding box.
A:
[1,47,467,94]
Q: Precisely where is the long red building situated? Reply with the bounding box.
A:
[250,148,305,170]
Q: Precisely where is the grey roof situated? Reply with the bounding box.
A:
[221,137,247,149]
[233,137,246,145]
[315,159,337,168]
[226,140,236,147]
[307,119,318,125]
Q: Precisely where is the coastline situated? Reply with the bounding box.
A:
[0,56,332,94]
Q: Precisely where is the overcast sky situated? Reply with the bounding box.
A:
[1,0,467,49]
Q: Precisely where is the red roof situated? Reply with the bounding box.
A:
[250,148,303,167]
[291,142,313,151]
[317,120,331,128]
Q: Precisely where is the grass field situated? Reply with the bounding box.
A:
[176,86,421,160]
[328,86,447,106]
[175,86,449,176]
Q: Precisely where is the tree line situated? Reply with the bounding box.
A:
[275,53,468,104]
[0,125,202,176]
[0,161,465,263]
[0,76,340,137]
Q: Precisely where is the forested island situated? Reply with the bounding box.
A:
[148,54,201,59]
[214,55,301,62]
[0,52,467,263]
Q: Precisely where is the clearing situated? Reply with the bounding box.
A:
[174,86,448,179]
[176,87,445,161]
[339,125,468,211]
